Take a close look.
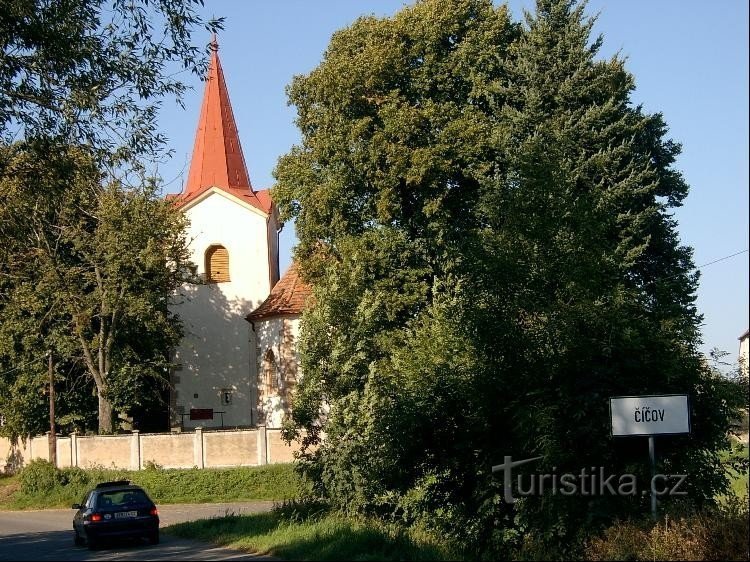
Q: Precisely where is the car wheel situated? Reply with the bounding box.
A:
[148,531,159,545]
[73,530,85,547]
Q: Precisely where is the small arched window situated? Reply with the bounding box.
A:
[205,245,230,283]
[262,349,278,394]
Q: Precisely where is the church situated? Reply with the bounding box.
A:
[168,39,310,430]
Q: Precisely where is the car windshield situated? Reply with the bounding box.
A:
[96,489,150,509]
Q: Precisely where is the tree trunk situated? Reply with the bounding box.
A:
[98,389,114,434]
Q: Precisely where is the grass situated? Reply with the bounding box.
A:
[0,474,20,505]
[585,493,749,561]
[3,445,746,560]
[166,508,462,561]
[721,441,749,500]
[168,501,749,562]
[161,442,749,562]
[0,462,303,510]
[729,469,749,499]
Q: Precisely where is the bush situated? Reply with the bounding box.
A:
[19,459,62,494]
[584,495,750,561]
[58,466,92,489]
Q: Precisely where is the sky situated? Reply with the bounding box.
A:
[156,0,749,361]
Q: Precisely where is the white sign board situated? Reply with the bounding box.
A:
[610,394,690,436]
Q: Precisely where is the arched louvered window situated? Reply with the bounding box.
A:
[262,349,278,394]
[205,245,230,283]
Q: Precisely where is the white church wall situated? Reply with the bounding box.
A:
[170,190,274,429]
[251,315,301,428]
[185,190,273,297]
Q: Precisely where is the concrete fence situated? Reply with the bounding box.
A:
[0,426,299,473]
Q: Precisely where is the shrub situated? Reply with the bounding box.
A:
[584,495,749,561]
[58,466,91,489]
[18,459,61,494]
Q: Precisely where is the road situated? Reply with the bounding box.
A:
[0,501,276,561]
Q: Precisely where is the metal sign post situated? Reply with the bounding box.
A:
[610,394,691,519]
[648,436,657,519]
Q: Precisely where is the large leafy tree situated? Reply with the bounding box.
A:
[0,142,190,435]
[0,1,216,435]
[0,0,220,163]
[274,0,744,554]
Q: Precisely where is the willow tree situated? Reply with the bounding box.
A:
[274,0,740,554]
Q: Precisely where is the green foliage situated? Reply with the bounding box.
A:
[0,143,192,435]
[273,0,745,556]
[0,0,222,163]
[18,459,62,495]
[167,504,464,562]
[721,441,749,499]
[584,495,749,561]
[9,463,303,509]
[0,0,218,434]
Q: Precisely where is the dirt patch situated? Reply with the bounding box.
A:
[0,477,20,507]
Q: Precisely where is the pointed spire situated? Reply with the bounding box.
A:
[183,36,253,197]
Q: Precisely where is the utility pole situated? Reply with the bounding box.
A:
[48,351,57,468]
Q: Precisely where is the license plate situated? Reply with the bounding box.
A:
[114,511,138,519]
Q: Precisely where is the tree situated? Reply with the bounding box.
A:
[273,0,744,555]
[0,0,221,164]
[0,0,216,435]
[0,142,190,434]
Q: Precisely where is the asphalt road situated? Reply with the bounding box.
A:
[0,501,276,561]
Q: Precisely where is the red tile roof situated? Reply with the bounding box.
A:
[169,37,271,215]
[247,263,312,321]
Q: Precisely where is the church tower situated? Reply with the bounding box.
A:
[169,38,280,429]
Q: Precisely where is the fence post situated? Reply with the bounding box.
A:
[130,430,141,470]
[194,427,205,468]
[257,425,267,466]
[44,432,52,462]
[70,432,78,468]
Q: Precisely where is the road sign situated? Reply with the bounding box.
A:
[610,394,690,437]
[610,393,690,519]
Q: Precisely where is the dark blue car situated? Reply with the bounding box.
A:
[72,481,159,550]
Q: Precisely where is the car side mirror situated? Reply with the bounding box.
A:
[72,504,81,510]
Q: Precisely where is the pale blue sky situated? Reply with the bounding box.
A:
[157,1,749,360]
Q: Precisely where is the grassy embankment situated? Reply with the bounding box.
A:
[167,496,749,561]
[0,461,301,510]
[0,460,460,560]
[167,507,462,562]
[166,444,749,561]
[2,447,746,560]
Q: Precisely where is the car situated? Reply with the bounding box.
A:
[72,480,159,550]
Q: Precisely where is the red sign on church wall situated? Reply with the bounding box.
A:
[190,408,213,421]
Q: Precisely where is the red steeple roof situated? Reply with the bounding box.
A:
[176,36,271,214]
